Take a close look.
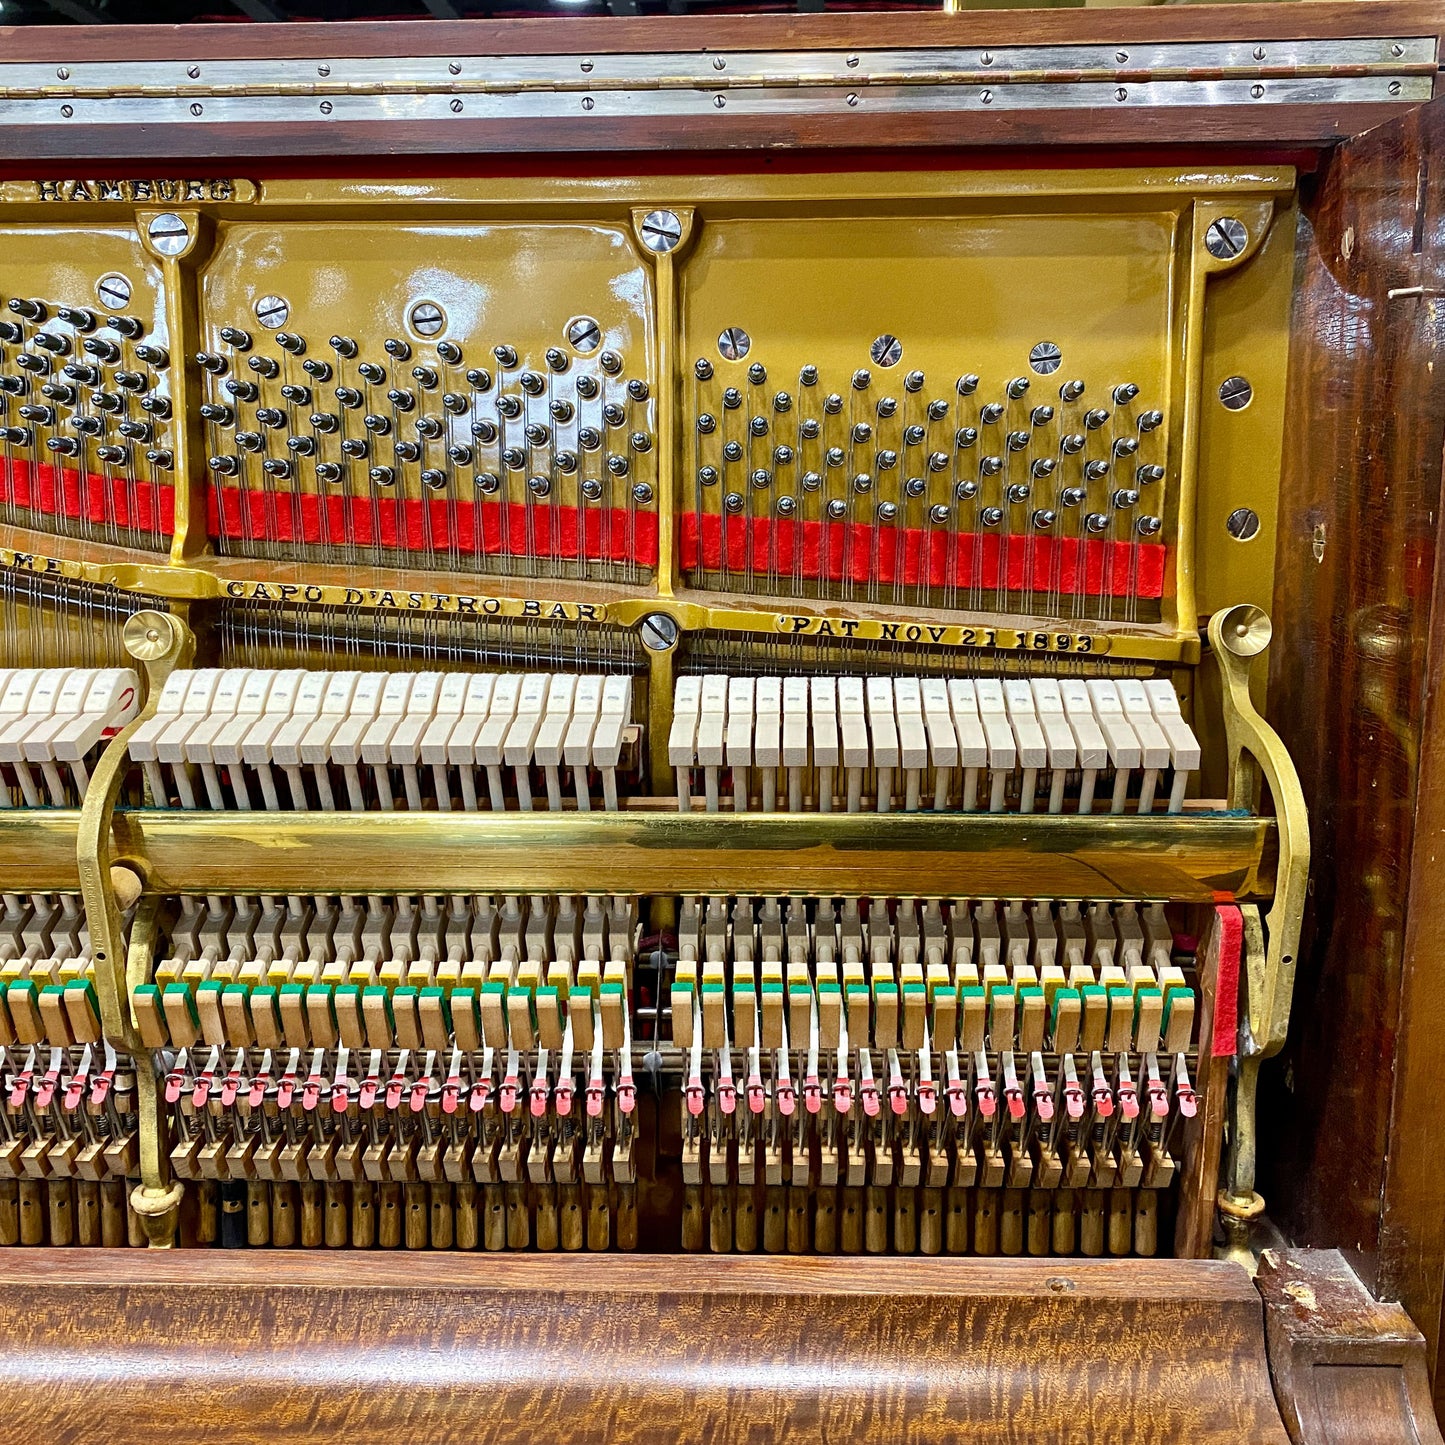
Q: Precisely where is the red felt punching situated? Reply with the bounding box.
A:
[678,512,1166,599]
[206,489,659,567]
[0,458,175,535]
[1210,903,1243,1059]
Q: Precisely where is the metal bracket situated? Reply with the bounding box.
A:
[74,607,194,1246]
[1208,602,1308,1219]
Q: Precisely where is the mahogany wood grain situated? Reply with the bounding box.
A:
[0,1250,1289,1445]
[1258,1249,1445,1445]
[1265,93,1445,1375]
[0,3,1440,63]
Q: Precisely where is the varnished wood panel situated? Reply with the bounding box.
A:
[1257,1249,1444,1445]
[0,1252,1288,1445]
[1265,93,1445,1361]
[0,3,1436,159]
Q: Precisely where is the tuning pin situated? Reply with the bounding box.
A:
[1112,487,1140,509]
[220,326,253,351]
[1006,430,1029,452]
[340,437,369,459]
[517,371,544,397]
[134,343,168,368]
[1136,464,1164,484]
[56,305,96,332]
[1085,511,1109,533]
[96,443,128,465]
[45,436,80,457]
[248,355,279,380]
[72,415,103,437]
[310,412,338,434]
[326,334,356,357]
[255,406,286,428]
[84,338,121,363]
[1084,407,1110,430]
[357,362,385,385]
[370,466,396,486]
[364,413,391,435]
[442,392,468,415]
[1031,457,1056,479]
[286,435,316,456]
[1138,409,1164,432]
[0,425,31,445]
[395,440,421,463]
[1061,486,1086,507]
[195,351,227,375]
[493,344,518,368]
[91,390,122,413]
[32,332,69,356]
[421,468,447,489]
[40,382,75,405]
[279,383,311,406]
[315,461,343,484]
[1112,383,1139,405]
[436,340,462,365]
[8,298,46,323]
[18,403,53,425]
[1084,459,1110,481]
[208,456,239,476]
[146,448,174,470]
[275,332,305,357]
[235,430,264,452]
[114,370,146,392]
[117,419,151,441]
[261,457,292,479]
[334,385,363,409]
[851,368,870,390]
[411,365,438,390]
[302,358,332,382]
[1031,508,1056,530]
[0,322,21,345]
[1136,514,1162,536]
[384,337,411,361]
[1059,378,1085,402]
[475,472,500,494]
[980,455,1003,477]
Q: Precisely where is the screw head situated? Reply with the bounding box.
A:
[187,64,201,79]
[319,101,333,115]
[1029,340,1062,375]
[1226,506,1261,541]
[1391,42,1405,57]
[582,96,595,111]
[56,66,70,81]
[717,327,751,362]
[408,300,445,337]
[317,64,330,77]
[254,294,290,330]
[60,105,73,118]
[580,58,594,72]
[1206,217,1248,259]
[190,102,203,117]
[449,62,462,75]
[450,98,463,113]
[1250,83,1265,100]
[640,210,683,254]
[1115,50,1128,63]
[147,213,191,256]
[96,274,132,310]
[1115,87,1128,102]
[870,334,903,368]
[567,316,602,353]
[714,95,726,110]
[712,56,726,70]
[1389,81,1403,96]
[980,51,993,65]
[1252,46,1266,60]
[1218,374,1253,411]
[980,90,993,105]
[846,93,859,107]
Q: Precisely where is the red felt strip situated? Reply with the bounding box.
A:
[1211,903,1243,1059]
[678,512,1165,599]
[205,489,658,567]
[0,457,174,535]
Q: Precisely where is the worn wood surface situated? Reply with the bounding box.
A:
[1258,1249,1445,1445]
[0,4,1436,160]
[1265,93,1445,1382]
[0,1251,1287,1445]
